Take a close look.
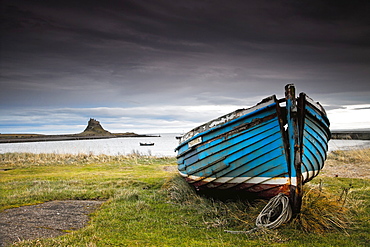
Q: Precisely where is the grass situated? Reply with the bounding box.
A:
[0,149,369,246]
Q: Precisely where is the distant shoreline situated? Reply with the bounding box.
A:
[0,134,160,144]
[1,131,369,144]
[331,131,370,140]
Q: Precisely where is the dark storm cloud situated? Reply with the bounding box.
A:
[1,0,370,133]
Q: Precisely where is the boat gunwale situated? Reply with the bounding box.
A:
[177,114,281,161]
[301,93,331,130]
[176,110,281,159]
[175,95,279,151]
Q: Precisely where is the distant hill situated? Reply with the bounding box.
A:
[77,118,113,137]
[0,118,157,143]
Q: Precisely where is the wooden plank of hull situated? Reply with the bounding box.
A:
[183,176,294,199]
[176,96,279,147]
[299,93,331,184]
[179,119,285,177]
[177,96,293,196]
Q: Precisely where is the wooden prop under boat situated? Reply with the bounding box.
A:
[175,84,331,214]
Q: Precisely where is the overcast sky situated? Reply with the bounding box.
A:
[1,0,370,134]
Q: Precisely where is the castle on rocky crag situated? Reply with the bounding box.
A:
[82,118,112,136]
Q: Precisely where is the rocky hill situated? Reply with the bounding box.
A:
[78,118,113,136]
[0,118,155,143]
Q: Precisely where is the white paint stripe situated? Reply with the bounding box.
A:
[180,171,320,186]
[180,174,297,185]
[302,170,319,182]
[178,171,187,177]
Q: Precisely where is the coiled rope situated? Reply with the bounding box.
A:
[225,193,292,234]
[255,193,292,229]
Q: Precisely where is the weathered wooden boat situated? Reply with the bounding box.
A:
[140,142,155,146]
[175,84,330,213]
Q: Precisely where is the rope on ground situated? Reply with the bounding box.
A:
[255,193,292,229]
[225,193,292,234]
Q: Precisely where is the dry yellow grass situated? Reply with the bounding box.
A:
[293,184,353,234]
[0,152,163,168]
[321,148,370,178]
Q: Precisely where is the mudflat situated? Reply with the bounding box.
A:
[0,200,104,247]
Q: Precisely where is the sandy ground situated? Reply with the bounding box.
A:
[0,200,104,247]
[320,159,370,179]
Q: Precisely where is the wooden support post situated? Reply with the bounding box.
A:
[285,84,303,216]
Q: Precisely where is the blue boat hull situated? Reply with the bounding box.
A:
[176,85,330,204]
[299,94,331,184]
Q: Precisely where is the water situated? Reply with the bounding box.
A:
[328,139,370,152]
[0,133,180,157]
[1,134,369,156]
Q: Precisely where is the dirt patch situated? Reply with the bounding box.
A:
[0,200,104,247]
[162,165,177,172]
[320,149,370,179]
[320,158,370,179]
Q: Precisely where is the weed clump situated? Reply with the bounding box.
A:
[164,175,358,236]
[292,183,356,234]
[163,175,264,230]
[329,148,370,165]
